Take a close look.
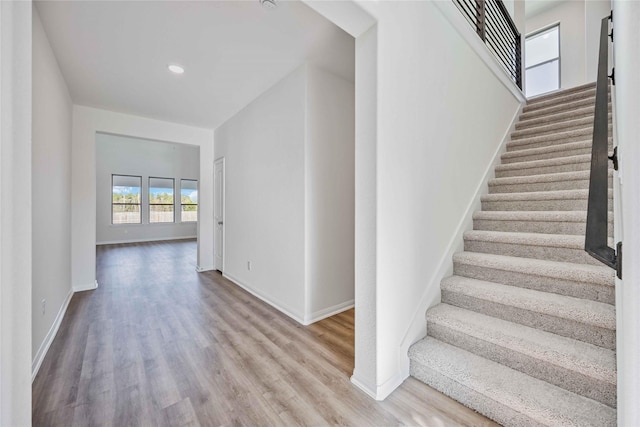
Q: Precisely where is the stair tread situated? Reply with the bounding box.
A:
[472,210,603,222]
[511,117,598,139]
[520,98,603,121]
[426,304,616,384]
[464,230,591,249]
[495,154,591,172]
[511,126,602,144]
[524,89,596,111]
[502,140,592,160]
[409,337,616,427]
[516,105,597,129]
[441,274,615,328]
[481,189,611,202]
[490,170,612,186]
[452,252,614,287]
[526,83,596,104]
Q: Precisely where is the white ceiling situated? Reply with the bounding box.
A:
[525,0,569,19]
[35,0,355,129]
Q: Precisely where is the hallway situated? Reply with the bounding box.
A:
[32,240,497,426]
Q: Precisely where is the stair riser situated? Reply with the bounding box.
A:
[481,198,613,211]
[409,361,537,427]
[528,84,595,103]
[516,108,596,130]
[489,176,612,193]
[507,135,611,153]
[426,322,617,408]
[452,262,614,304]
[441,290,616,349]
[512,114,611,138]
[502,146,591,164]
[510,127,609,145]
[464,240,603,266]
[473,219,613,237]
[495,162,590,178]
[520,97,608,122]
[524,90,596,112]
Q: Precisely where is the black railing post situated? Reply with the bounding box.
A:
[476,0,486,41]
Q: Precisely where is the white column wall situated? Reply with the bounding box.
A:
[0,0,32,424]
[613,1,640,424]
[32,6,73,379]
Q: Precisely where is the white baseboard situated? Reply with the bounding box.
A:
[73,280,98,293]
[304,299,354,325]
[96,235,196,245]
[351,370,407,401]
[223,273,305,325]
[32,288,73,382]
[397,103,524,379]
[196,265,214,272]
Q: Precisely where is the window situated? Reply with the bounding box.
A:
[525,25,560,97]
[112,175,142,224]
[149,177,174,223]
[180,179,198,222]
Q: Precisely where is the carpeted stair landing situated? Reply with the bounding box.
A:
[409,82,617,427]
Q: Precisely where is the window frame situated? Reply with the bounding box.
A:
[180,179,199,223]
[525,23,561,96]
[148,176,176,224]
[111,174,142,225]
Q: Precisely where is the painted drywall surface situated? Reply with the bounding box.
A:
[351,23,378,396]
[32,7,73,370]
[96,134,199,244]
[525,0,611,90]
[0,1,32,424]
[348,0,521,397]
[613,1,640,424]
[215,67,306,320]
[72,106,214,289]
[305,66,355,319]
[585,1,612,82]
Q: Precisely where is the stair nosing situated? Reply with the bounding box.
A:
[441,274,615,328]
[426,303,616,385]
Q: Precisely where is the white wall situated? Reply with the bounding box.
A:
[526,0,611,90]
[305,0,523,400]
[215,67,307,320]
[96,134,199,244]
[0,1,32,424]
[613,1,640,424]
[215,64,355,324]
[31,7,73,379]
[305,66,355,321]
[72,106,214,291]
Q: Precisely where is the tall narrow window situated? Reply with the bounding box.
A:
[112,175,142,224]
[149,177,174,223]
[525,25,560,97]
[180,179,198,223]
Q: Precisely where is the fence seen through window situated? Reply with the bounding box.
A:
[181,179,198,222]
[112,174,142,224]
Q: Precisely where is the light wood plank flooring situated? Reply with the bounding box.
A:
[32,239,498,426]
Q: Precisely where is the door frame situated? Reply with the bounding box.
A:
[214,157,225,272]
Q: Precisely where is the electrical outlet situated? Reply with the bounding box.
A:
[247,261,251,271]
[41,299,46,315]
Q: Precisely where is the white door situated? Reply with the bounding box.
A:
[214,158,225,271]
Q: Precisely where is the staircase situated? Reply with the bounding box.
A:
[409,82,617,427]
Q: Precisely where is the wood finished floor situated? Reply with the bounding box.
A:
[32,239,498,427]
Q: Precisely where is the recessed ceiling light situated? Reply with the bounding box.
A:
[168,64,185,75]
[260,0,277,10]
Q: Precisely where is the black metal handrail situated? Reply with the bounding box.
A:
[585,14,621,279]
[453,0,522,89]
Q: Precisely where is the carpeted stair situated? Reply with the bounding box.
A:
[409,82,617,426]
